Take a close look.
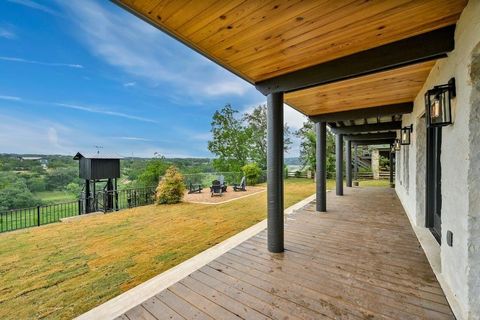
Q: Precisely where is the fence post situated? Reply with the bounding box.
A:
[78,200,82,215]
[103,191,107,213]
[37,206,40,226]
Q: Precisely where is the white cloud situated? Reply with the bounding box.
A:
[56,0,253,98]
[0,95,21,101]
[123,82,136,87]
[0,56,83,69]
[7,0,59,16]
[0,28,16,39]
[54,103,159,124]
[0,115,78,154]
[284,104,307,130]
[113,136,152,142]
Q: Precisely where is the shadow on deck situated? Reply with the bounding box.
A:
[117,187,453,320]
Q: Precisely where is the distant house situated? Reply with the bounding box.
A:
[19,156,43,161]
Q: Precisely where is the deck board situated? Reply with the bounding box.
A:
[122,187,454,320]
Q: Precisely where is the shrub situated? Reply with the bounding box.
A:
[155,166,185,204]
[242,163,262,185]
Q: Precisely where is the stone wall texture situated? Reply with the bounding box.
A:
[395,1,480,319]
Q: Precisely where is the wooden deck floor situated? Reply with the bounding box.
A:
[117,187,453,320]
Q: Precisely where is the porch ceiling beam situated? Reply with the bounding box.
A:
[330,121,402,134]
[352,139,395,146]
[344,132,397,141]
[310,103,413,123]
[255,26,455,95]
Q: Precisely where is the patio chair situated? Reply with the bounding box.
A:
[218,175,228,192]
[188,182,202,194]
[210,180,223,197]
[233,176,247,192]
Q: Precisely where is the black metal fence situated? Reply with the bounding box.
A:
[0,187,156,234]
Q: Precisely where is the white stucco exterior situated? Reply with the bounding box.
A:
[395,1,480,319]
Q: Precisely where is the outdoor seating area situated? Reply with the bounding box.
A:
[184,185,264,205]
[97,187,454,320]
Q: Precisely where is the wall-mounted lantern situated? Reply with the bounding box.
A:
[394,139,401,151]
[425,78,456,127]
[400,124,413,145]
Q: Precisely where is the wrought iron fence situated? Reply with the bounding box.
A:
[0,187,156,234]
[0,200,81,233]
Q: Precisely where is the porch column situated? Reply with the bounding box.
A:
[267,92,284,253]
[354,144,358,181]
[316,122,327,212]
[336,134,344,196]
[389,150,395,188]
[346,140,352,187]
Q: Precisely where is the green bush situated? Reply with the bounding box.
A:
[242,163,262,186]
[155,166,185,204]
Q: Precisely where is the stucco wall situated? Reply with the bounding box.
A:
[395,1,480,319]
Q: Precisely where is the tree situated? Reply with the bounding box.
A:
[65,182,81,196]
[155,166,185,204]
[137,157,169,187]
[45,167,78,191]
[208,104,250,172]
[0,179,42,211]
[242,163,262,185]
[296,120,336,175]
[243,104,292,169]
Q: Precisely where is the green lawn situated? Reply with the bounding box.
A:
[34,191,77,204]
[0,178,390,319]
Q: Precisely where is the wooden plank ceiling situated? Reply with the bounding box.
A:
[115,0,467,116]
[285,60,435,116]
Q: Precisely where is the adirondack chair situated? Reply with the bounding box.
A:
[218,175,228,192]
[233,176,247,192]
[210,180,223,197]
[188,182,202,194]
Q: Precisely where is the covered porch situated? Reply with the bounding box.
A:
[91,0,479,318]
[114,187,453,320]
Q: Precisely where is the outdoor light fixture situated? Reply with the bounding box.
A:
[425,78,456,127]
[394,139,401,151]
[400,124,413,145]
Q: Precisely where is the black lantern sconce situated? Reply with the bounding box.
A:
[393,139,401,151]
[400,124,413,145]
[425,78,456,127]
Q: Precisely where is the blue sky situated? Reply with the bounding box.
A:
[0,0,305,158]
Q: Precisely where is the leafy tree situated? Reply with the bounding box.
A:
[45,167,78,191]
[155,166,185,204]
[243,104,292,169]
[296,120,336,175]
[0,179,42,211]
[242,163,262,185]
[137,157,169,187]
[27,176,47,192]
[65,182,81,196]
[208,104,250,172]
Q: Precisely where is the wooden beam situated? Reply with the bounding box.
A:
[309,103,413,123]
[330,121,402,134]
[255,26,455,95]
[345,132,397,141]
[352,139,395,146]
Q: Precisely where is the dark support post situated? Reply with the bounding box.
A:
[267,92,284,253]
[316,122,327,212]
[389,151,395,188]
[85,179,91,214]
[346,140,352,187]
[354,145,358,181]
[336,134,344,196]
